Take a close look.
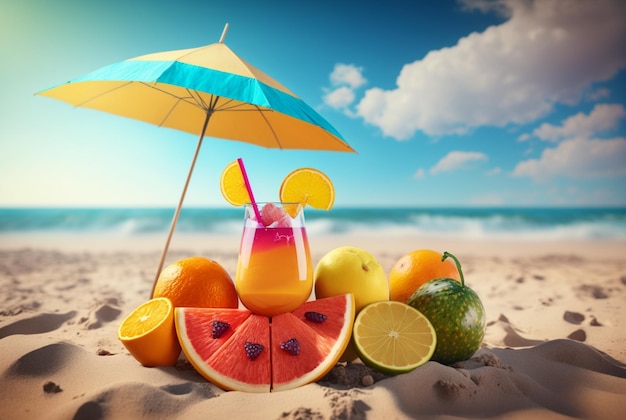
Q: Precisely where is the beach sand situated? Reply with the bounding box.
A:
[1,232,625,419]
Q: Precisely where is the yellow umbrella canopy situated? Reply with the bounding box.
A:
[38,28,353,152]
[37,24,354,289]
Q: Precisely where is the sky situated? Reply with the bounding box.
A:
[2,0,626,208]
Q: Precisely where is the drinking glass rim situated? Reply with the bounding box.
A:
[243,202,305,224]
[243,201,302,206]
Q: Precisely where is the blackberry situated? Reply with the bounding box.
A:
[244,342,264,360]
[212,321,230,339]
[280,338,301,356]
[304,311,327,323]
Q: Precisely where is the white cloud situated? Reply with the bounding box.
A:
[323,86,355,109]
[486,167,502,176]
[586,88,611,101]
[323,64,367,111]
[430,151,488,174]
[330,64,367,89]
[355,0,626,139]
[532,103,626,142]
[512,136,626,181]
[414,168,426,179]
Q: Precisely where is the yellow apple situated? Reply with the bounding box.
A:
[314,246,389,313]
[314,246,389,362]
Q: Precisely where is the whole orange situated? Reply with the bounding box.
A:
[389,249,461,303]
[153,256,239,308]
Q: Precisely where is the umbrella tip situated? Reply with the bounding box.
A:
[219,23,230,43]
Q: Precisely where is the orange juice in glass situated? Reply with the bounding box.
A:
[236,202,313,317]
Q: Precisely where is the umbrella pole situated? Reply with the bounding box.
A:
[150,109,213,297]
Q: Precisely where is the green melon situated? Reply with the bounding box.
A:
[175,293,354,392]
[408,252,486,365]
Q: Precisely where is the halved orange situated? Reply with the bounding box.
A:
[117,297,181,366]
[220,160,251,206]
[279,168,335,214]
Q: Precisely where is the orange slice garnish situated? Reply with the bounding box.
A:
[220,160,251,206]
[279,168,335,214]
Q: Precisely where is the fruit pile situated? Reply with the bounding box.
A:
[117,161,486,393]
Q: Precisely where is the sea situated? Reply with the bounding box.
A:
[1,207,625,242]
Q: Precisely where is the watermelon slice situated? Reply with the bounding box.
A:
[178,308,252,358]
[175,294,354,392]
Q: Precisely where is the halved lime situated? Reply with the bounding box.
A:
[353,301,436,374]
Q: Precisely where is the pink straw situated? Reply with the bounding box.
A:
[237,158,263,223]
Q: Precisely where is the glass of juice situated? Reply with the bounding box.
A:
[236,202,313,317]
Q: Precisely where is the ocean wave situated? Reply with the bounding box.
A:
[1,207,625,241]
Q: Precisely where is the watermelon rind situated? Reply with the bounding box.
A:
[175,308,271,393]
[271,293,354,391]
[174,294,355,393]
[204,314,271,392]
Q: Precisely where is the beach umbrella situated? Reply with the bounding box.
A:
[36,24,355,293]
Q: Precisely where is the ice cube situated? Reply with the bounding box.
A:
[260,203,291,227]
[274,214,292,228]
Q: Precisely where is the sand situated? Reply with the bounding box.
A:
[1,232,625,419]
